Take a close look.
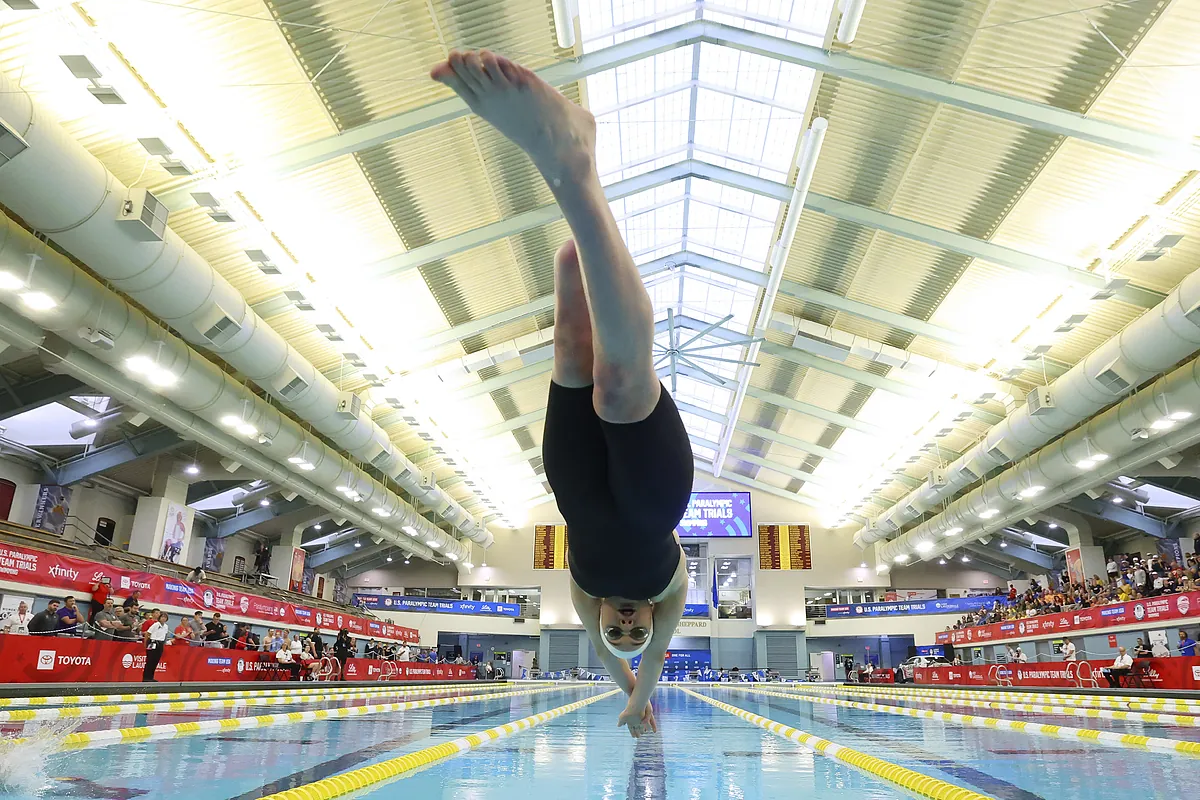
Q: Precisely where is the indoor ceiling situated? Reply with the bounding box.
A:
[0,0,1198,563]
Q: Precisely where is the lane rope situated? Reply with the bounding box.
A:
[3,684,586,750]
[259,689,621,800]
[679,687,994,800]
[0,683,528,723]
[721,685,1200,757]
[0,680,552,708]
[801,683,1200,714]
[774,685,1200,727]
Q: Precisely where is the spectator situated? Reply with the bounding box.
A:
[122,591,141,611]
[1106,558,1118,579]
[1101,647,1134,688]
[204,612,227,648]
[276,634,301,679]
[308,628,324,658]
[143,610,169,682]
[2,600,32,635]
[187,611,205,646]
[113,605,139,641]
[333,629,353,676]
[1060,637,1076,662]
[1133,638,1153,658]
[230,623,251,650]
[87,576,111,622]
[186,566,206,584]
[92,598,121,640]
[28,600,60,636]
[266,629,284,653]
[172,616,193,645]
[1179,631,1197,657]
[246,628,261,651]
[56,596,82,637]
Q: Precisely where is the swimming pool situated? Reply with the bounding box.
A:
[0,682,1196,799]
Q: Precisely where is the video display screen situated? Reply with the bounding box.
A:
[674,492,752,538]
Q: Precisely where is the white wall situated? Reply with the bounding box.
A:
[890,561,1003,591]
[372,608,540,646]
[68,485,136,540]
[349,559,460,591]
[810,612,962,646]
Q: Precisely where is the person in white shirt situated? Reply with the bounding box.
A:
[1013,646,1029,663]
[277,634,301,680]
[1060,638,1077,662]
[1,601,32,635]
[1102,647,1134,687]
[143,610,169,682]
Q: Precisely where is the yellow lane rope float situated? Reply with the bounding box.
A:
[0,680,552,708]
[721,685,1200,757]
[0,682,530,723]
[795,683,1200,714]
[259,689,621,800]
[771,684,1200,727]
[679,688,994,800]
[4,684,587,750]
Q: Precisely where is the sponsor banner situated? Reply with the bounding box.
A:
[342,659,476,682]
[0,636,476,684]
[353,594,520,617]
[915,656,1200,690]
[672,616,711,637]
[1064,547,1085,586]
[915,645,946,657]
[827,596,1005,618]
[32,485,72,536]
[861,670,895,684]
[0,541,417,643]
[935,591,1200,645]
[683,604,710,618]
[676,492,752,538]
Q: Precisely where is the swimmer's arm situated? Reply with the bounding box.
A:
[620,569,687,725]
[571,578,636,696]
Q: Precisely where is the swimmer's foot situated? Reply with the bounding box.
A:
[431,50,597,185]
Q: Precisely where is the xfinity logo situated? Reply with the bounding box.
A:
[47,565,79,581]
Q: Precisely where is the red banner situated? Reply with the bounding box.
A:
[342,659,475,682]
[0,635,473,684]
[0,542,417,642]
[935,591,1200,646]
[914,656,1200,690]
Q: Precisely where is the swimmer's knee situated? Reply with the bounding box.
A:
[592,363,659,423]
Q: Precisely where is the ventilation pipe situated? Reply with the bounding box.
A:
[836,0,868,44]
[712,117,828,477]
[551,0,578,49]
[0,72,489,544]
[0,213,475,560]
[877,351,1200,565]
[856,264,1200,548]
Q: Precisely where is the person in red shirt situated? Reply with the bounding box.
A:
[140,609,158,639]
[88,576,111,623]
[171,619,192,645]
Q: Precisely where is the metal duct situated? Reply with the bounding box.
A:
[856,264,1200,547]
[0,213,472,561]
[877,351,1200,564]
[0,72,489,544]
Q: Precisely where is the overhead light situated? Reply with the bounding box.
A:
[402,526,417,536]
[893,553,909,563]
[1076,458,1097,470]
[0,272,25,290]
[236,422,256,437]
[1111,496,1124,505]
[259,498,270,507]
[1000,541,1008,548]
[915,541,934,553]
[219,414,242,428]
[938,558,947,565]
[287,455,315,471]
[978,509,999,519]
[404,557,410,565]
[1151,418,1175,431]
[944,527,963,536]
[313,523,322,531]
[386,556,393,562]
[1018,485,1045,498]
[21,291,57,311]
[447,553,459,561]
[372,507,392,518]
[961,555,971,563]
[859,562,867,569]
[426,538,440,547]
[875,564,889,573]
[1092,452,1110,462]
[147,368,177,388]
[185,464,200,475]
[1169,410,1192,421]
[354,541,361,548]
[335,485,352,495]
[463,562,473,569]
[1048,522,1058,529]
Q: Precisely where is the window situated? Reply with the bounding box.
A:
[716,556,752,619]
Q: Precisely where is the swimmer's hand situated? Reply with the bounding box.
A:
[617,703,657,738]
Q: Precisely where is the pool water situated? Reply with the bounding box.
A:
[0,683,1196,799]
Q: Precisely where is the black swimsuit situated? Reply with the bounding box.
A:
[543,382,692,599]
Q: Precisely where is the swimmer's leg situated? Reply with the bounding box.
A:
[432,50,659,424]
[550,239,593,389]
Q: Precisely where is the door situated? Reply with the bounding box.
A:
[0,479,14,521]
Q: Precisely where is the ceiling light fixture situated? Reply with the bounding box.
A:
[915,541,934,553]
[938,558,947,565]
[978,509,999,519]
[446,553,459,561]
[961,555,971,563]
[353,541,361,548]
[184,464,200,475]
[1018,485,1045,498]
[259,498,270,507]
[944,527,963,536]
[371,507,392,518]
[0,272,25,290]
[386,556,393,562]
[1047,522,1058,529]
[1112,496,1124,505]
[313,523,322,531]
[893,553,909,563]
[1000,541,1008,548]
[1170,410,1192,421]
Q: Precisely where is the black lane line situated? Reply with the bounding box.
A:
[226,706,516,800]
[626,729,667,800]
[749,697,1048,800]
[46,777,150,799]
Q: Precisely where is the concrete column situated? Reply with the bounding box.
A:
[288,512,328,548]
[1040,508,1106,582]
[270,545,304,591]
[128,463,193,564]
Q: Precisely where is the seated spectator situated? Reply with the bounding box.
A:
[204,612,228,647]
[1133,638,1153,659]
[1180,631,1197,657]
[276,635,301,680]
[92,598,122,640]
[1101,647,1134,687]
[57,596,83,637]
[27,600,60,636]
[186,566,206,583]
[172,616,193,645]
[2,600,32,635]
